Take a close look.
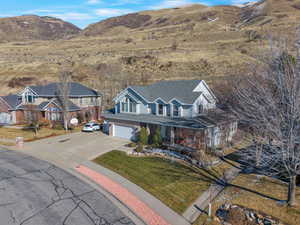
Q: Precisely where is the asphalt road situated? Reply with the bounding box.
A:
[0,149,135,225]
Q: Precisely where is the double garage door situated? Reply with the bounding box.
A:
[0,112,11,124]
[113,124,136,141]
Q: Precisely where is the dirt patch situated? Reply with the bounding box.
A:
[8,77,36,88]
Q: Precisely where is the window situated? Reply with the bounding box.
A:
[198,105,204,114]
[121,97,136,113]
[158,104,164,115]
[173,105,179,117]
[27,95,34,103]
[24,92,35,104]
[90,97,95,104]
[167,105,171,117]
[80,98,83,105]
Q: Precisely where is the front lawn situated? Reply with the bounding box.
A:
[0,126,81,143]
[93,150,228,214]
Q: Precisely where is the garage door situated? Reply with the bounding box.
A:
[0,112,11,124]
[113,125,136,140]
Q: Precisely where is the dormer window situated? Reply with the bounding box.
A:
[173,105,179,117]
[158,104,164,115]
[24,92,35,104]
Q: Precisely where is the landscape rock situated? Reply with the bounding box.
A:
[216,204,288,225]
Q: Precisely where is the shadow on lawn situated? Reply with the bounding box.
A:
[192,157,284,202]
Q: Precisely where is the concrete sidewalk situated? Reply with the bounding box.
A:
[78,161,191,225]
[183,167,240,223]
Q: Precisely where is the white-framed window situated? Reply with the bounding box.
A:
[198,104,204,114]
[90,97,95,104]
[173,105,179,117]
[24,92,35,104]
[158,104,164,115]
[121,97,137,113]
[80,98,83,105]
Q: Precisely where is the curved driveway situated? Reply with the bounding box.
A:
[0,149,135,225]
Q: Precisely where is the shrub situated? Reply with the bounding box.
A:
[127,142,137,148]
[52,123,64,130]
[152,127,162,148]
[136,144,144,153]
[245,30,261,42]
[39,118,50,128]
[139,127,149,145]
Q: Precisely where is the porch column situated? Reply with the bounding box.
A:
[171,127,175,145]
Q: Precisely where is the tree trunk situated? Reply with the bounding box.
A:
[64,114,68,132]
[288,175,297,206]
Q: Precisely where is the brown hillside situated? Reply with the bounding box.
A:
[0,15,81,42]
[82,4,241,36]
[0,0,298,107]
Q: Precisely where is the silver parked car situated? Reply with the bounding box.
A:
[82,122,101,132]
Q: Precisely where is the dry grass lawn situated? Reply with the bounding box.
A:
[194,174,300,225]
[0,126,81,144]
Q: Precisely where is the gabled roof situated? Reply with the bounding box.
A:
[38,99,81,112]
[1,95,22,110]
[29,82,101,97]
[130,80,202,105]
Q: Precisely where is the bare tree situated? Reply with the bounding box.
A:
[24,104,39,136]
[57,70,72,131]
[232,39,300,206]
[94,63,131,110]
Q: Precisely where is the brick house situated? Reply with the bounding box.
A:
[103,80,238,150]
[0,82,102,125]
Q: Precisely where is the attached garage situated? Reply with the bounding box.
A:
[0,112,11,124]
[113,124,137,141]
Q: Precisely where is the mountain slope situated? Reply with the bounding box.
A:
[83,4,241,36]
[0,0,299,104]
[0,15,81,42]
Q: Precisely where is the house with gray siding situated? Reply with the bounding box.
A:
[103,80,237,150]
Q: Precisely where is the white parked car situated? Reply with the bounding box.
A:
[82,122,101,132]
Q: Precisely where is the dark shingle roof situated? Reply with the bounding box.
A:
[130,80,202,104]
[29,82,101,97]
[38,101,50,110]
[103,112,213,130]
[1,95,22,110]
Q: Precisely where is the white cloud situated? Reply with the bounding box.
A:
[151,0,195,9]
[95,8,132,17]
[87,0,101,4]
[50,12,95,21]
[230,0,256,6]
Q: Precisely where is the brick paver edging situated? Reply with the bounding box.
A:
[75,165,172,225]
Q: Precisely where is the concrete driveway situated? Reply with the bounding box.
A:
[0,149,135,225]
[14,132,130,169]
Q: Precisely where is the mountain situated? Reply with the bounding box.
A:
[82,4,240,36]
[0,0,299,103]
[0,15,81,42]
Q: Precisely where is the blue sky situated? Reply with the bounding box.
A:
[0,0,253,28]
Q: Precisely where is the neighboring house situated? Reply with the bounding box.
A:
[103,80,237,150]
[0,82,102,125]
